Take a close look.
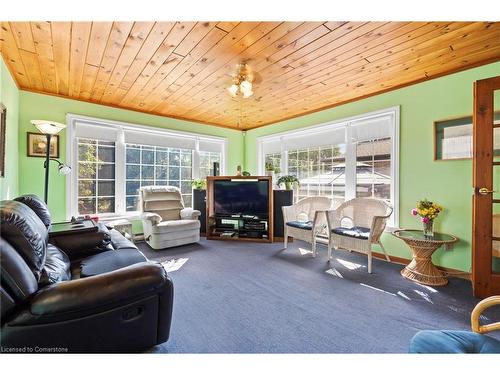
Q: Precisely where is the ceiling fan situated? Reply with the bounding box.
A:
[227,62,262,99]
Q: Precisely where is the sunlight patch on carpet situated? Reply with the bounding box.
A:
[298,247,313,256]
[337,258,365,270]
[360,283,396,296]
[325,268,344,278]
[161,258,189,272]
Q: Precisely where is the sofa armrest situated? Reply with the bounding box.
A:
[10,262,172,325]
[141,212,162,225]
[180,208,201,220]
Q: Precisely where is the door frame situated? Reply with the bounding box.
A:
[472,75,500,298]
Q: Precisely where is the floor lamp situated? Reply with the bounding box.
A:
[31,120,71,203]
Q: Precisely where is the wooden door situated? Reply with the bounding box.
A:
[472,75,500,298]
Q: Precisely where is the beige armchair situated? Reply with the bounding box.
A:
[139,186,201,250]
[326,198,392,273]
[282,196,335,257]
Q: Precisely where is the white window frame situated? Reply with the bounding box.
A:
[257,106,400,228]
[66,114,227,220]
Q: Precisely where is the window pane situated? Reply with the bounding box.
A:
[155,166,168,180]
[98,180,115,196]
[142,165,154,180]
[98,146,115,162]
[78,144,96,161]
[356,138,391,201]
[126,196,139,212]
[97,197,114,213]
[181,151,192,166]
[169,151,180,166]
[181,181,192,194]
[78,180,95,197]
[142,148,154,164]
[169,167,180,180]
[78,197,95,215]
[183,195,192,208]
[181,167,192,180]
[156,151,168,165]
[126,164,140,179]
[126,147,140,163]
[98,163,115,179]
[168,180,180,188]
[78,162,96,179]
[126,181,140,195]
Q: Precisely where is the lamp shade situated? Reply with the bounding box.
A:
[31,120,66,135]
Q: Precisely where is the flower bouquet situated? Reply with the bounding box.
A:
[411,199,443,237]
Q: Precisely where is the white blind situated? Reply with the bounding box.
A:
[74,121,117,141]
[262,138,282,155]
[123,129,196,149]
[284,125,346,151]
[350,114,392,142]
[199,139,224,153]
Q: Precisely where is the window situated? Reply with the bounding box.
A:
[264,152,281,172]
[199,150,221,179]
[77,138,116,214]
[259,107,399,226]
[125,144,193,211]
[67,115,226,218]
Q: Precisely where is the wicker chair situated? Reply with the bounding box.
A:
[326,198,393,273]
[282,196,334,257]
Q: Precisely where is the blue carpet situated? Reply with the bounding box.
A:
[137,238,500,353]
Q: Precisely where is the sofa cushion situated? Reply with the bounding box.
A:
[79,249,147,278]
[152,219,200,234]
[14,195,52,229]
[286,220,313,230]
[40,244,71,286]
[409,330,500,353]
[0,238,38,302]
[0,200,48,281]
[331,226,370,240]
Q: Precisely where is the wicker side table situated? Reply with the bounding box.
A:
[392,230,457,286]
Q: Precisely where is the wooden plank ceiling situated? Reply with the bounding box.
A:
[1,21,499,130]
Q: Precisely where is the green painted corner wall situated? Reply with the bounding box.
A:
[245,61,500,272]
[17,90,244,221]
[0,57,20,200]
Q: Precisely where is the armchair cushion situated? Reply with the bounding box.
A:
[409,330,500,353]
[79,248,147,278]
[152,219,200,234]
[331,226,370,240]
[286,220,313,230]
[14,195,52,229]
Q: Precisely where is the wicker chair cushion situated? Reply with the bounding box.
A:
[286,221,313,230]
[331,226,370,239]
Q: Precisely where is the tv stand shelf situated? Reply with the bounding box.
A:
[206,176,273,243]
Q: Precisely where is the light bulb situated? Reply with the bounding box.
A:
[239,80,252,92]
[31,120,66,135]
[242,89,253,98]
[58,164,72,175]
[228,84,239,97]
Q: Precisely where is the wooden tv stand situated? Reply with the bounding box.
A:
[206,176,273,243]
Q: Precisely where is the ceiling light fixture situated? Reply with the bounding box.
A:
[228,63,254,98]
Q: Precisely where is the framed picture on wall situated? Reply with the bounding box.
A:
[27,132,60,158]
[0,104,6,177]
[434,112,500,160]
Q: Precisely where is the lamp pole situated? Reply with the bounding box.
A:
[43,133,51,203]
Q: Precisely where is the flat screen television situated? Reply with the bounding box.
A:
[214,180,269,217]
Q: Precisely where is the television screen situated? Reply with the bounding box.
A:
[214,180,269,217]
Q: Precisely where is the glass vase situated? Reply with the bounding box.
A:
[423,219,434,238]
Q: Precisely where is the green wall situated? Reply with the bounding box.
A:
[246,61,500,272]
[17,90,244,221]
[0,57,20,199]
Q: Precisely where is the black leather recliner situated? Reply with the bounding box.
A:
[0,195,174,353]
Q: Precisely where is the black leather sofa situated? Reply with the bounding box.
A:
[0,195,174,353]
